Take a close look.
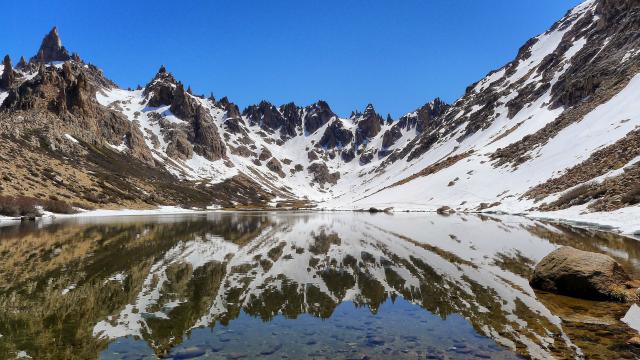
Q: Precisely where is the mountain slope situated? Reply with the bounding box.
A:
[0,0,639,233]
[327,0,640,224]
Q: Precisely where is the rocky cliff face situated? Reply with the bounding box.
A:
[354,104,383,146]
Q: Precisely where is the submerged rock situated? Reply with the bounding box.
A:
[530,246,637,301]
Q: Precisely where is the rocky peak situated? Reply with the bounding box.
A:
[243,101,284,132]
[414,97,449,131]
[16,56,27,70]
[1,55,16,89]
[243,100,302,138]
[31,27,71,64]
[216,96,241,119]
[303,100,336,134]
[144,66,180,107]
[166,82,227,161]
[354,103,383,145]
[363,103,377,116]
[278,102,303,137]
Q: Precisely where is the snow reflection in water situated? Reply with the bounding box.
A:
[0,212,638,359]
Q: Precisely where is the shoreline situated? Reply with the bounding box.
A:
[1,204,639,239]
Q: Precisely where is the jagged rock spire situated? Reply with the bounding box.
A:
[31,26,71,63]
[0,55,16,89]
[16,56,27,70]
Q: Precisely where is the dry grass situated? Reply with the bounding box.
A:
[0,195,40,217]
[554,184,593,207]
[621,184,640,205]
[42,199,77,214]
[0,195,79,216]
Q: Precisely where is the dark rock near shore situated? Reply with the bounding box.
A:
[436,206,455,215]
[530,246,637,301]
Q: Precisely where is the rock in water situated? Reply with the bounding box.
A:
[530,246,636,301]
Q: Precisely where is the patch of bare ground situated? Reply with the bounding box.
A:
[0,132,273,211]
[524,128,640,211]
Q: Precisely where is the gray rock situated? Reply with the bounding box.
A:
[530,246,635,301]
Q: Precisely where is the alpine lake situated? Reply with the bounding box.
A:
[1,212,639,359]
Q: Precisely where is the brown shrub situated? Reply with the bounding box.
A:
[553,183,594,208]
[622,184,640,205]
[42,199,77,214]
[0,195,40,217]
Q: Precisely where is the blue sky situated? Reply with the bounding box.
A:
[2,0,582,117]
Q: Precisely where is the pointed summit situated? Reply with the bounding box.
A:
[16,56,27,70]
[1,55,16,89]
[31,26,71,64]
[355,103,383,145]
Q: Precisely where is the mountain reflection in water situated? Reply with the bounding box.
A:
[0,212,639,359]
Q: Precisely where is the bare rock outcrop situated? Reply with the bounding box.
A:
[1,55,17,89]
[243,101,305,139]
[30,27,71,64]
[303,101,336,135]
[143,68,226,161]
[165,131,194,161]
[1,60,155,166]
[266,157,285,178]
[354,104,383,146]
[530,246,638,301]
[308,162,340,187]
[319,119,353,149]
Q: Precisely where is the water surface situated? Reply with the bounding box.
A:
[0,212,639,359]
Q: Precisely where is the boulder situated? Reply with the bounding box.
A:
[436,206,455,215]
[530,246,637,301]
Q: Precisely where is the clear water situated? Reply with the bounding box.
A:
[0,212,638,359]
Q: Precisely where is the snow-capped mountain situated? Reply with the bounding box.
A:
[0,0,639,232]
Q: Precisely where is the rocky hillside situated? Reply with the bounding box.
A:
[0,0,639,231]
